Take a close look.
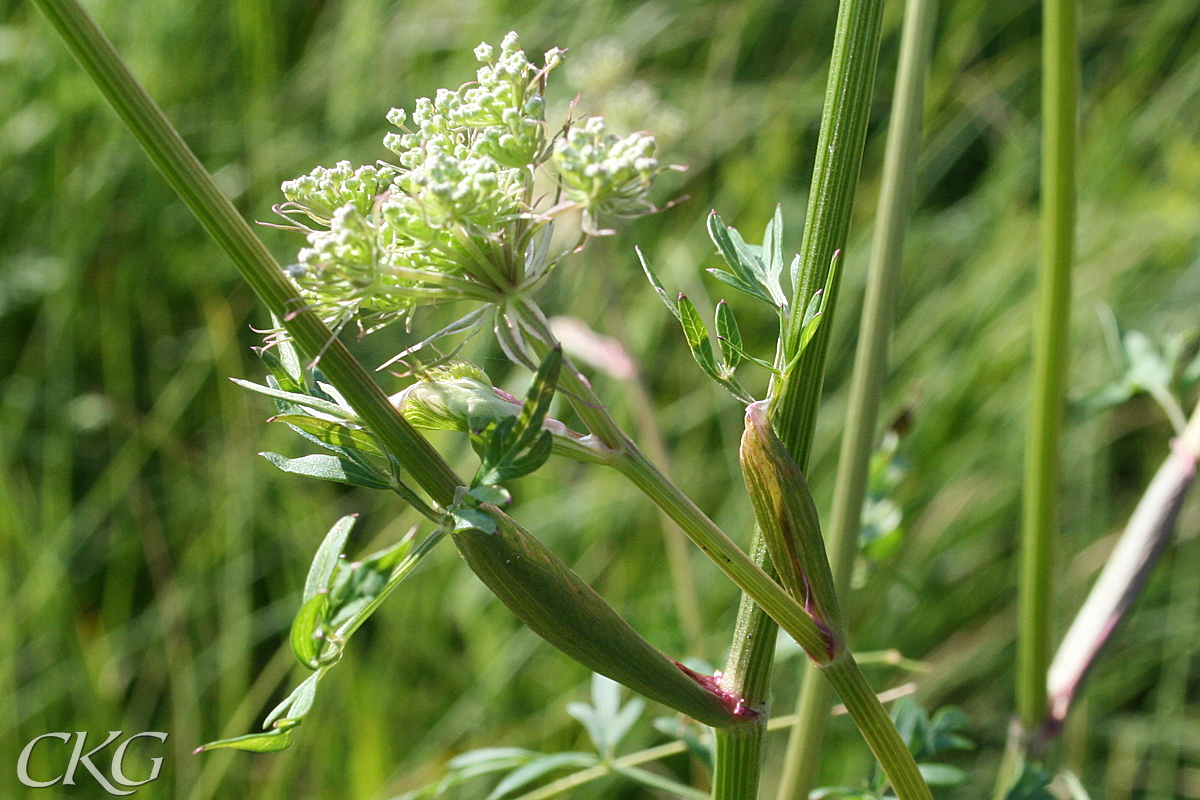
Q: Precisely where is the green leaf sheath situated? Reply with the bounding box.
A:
[452,508,750,729]
[739,402,843,658]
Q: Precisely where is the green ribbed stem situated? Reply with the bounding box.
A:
[776,0,938,792]
[712,718,769,800]
[713,0,903,793]
[820,656,933,800]
[712,534,780,800]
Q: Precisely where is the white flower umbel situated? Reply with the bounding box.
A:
[272,32,674,367]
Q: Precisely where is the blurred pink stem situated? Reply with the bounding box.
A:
[1046,398,1200,730]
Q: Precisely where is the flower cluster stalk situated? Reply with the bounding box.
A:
[36,1,932,795]
[1018,0,1077,736]
[777,0,937,791]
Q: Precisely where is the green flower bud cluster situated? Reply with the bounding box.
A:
[281,162,399,225]
[291,205,402,328]
[553,116,663,230]
[274,31,673,340]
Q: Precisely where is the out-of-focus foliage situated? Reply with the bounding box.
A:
[2,0,1199,796]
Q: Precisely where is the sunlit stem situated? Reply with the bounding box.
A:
[777,0,937,790]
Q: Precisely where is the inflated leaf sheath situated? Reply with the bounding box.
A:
[453,508,749,728]
[739,401,843,661]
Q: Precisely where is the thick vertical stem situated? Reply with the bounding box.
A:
[1018,0,1077,735]
[776,0,937,794]
[713,566,777,799]
[713,0,891,794]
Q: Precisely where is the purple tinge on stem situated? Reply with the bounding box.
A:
[674,662,759,720]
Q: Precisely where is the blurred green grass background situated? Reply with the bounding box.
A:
[2,0,1199,796]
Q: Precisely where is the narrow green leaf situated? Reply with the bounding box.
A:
[677,295,721,379]
[270,414,385,457]
[766,204,784,290]
[275,324,305,385]
[194,728,293,754]
[715,301,743,368]
[706,267,765,299]
[197,649,329,755]
[636,247,680,321]
[258,349,306,395]
[290,593,328,668]
[261,452,391,490]
[823,248,842,302]
[264,669,324,728]
[232,378,355,420]
[499,430,554,482]
[726,226,767,283]
[708,212,774,305]
[509,348,562,454]
[304,515,357,602]
[800,288,825,331]
[797,295,825,357]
